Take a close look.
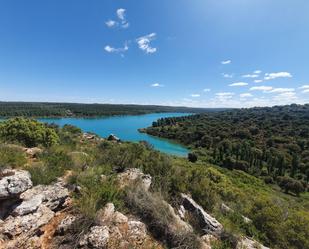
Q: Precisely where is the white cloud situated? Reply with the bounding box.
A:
[222,73,233,78]
[104,42,129,55]
[240,93,253,98]
[221,60,231,65]
[254,79,263,83]
[254,70,262,74]
[191,94,200,97]
[106,8,129,29]
[136,33,157,54]
[216,92,235,97]
[242,74,259,78]
[116,8,126,20]
[203,88,211,92]
[105,20,117,28]
[250,86,273,92]
[302,89,309,93]
[229,82,248,87]
[299,85,309,89]
[269,88,294,93]
[150,83,164,87]
[264,72,292,80]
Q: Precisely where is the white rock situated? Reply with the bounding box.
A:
[117,168,152,191]
[113,211,128,224]
[0,170,32,199]
[237,237,270,249]
[79,226,109,248]
[12,194,43,216]
[181,193,223,236]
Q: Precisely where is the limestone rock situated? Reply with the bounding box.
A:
[237,237,270,249]
[0,170,32,199]
[79,226,110,248]
[19,184,69,211]
[11,194,43,216]
[1,205,54,237]
[180,193,223,236]
[117,168,152,191]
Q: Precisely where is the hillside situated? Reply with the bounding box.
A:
[0,102,225,118]
[0,117,308,249]
[144,104,309,189]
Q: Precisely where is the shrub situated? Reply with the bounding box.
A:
[0,118,59,147]
[188,152,198,163]
[74,168,124,219]
[277,176,305,196]
[0,145,27,170]
[125,185,201,249]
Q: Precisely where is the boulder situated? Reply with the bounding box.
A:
[237,237,270,249]
[117,168,152,191]
[18,184,69,211]
[220,203,252,224]
[11,194,43,216]
[79,226,110,248]
[1,205,54,237]
[0,170,32,199]
[127,220,147,242]
[180,193,223,236]
[107,134,120,142]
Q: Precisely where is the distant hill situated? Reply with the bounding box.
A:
[0,101,228,117]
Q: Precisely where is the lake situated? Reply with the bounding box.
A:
[39,113,190,156]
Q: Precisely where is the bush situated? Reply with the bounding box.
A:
[0,145,27,170]
[125,185,201,249]
[74,168,124,219]
[0,118,59,147]
[28,150,73,185]
[188,152,198,163]
[277,176,305,196]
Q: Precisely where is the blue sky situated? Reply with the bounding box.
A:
[1,0,309,107]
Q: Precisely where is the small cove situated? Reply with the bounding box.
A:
[38,113,190,156]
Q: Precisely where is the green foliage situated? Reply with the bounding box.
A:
[73,167,124,219]
[28,150,73,185]
[145,104,309,186]
[0,118,59,147]
[277,176,306,196]
[0,145,27,170]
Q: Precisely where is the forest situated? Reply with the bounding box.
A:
[0,102,221,117]
[0,117,308,249]
[145,104,309,194]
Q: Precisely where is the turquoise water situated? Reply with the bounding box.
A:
[38,113,190,157]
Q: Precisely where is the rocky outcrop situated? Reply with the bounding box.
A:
[0,170,71,249]
[0,170,32,199]
[79,226,110,248]
[180,193,223,236]
[117,168,152,191]
[237,237,270,249]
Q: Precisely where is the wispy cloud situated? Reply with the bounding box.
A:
[242,74,259,78]
[221,60,231,65]
[106,8,129,29]
[136,33,157,54]
[216,92,235,97]
[299,85,309,89]
[150,83,164,87]
[222,73,233,78]
[105,20,117,28]
[269,88,294,93]
[264,72,292,80]
[203,88,211,92]
[250,86,273,92]
[104,42,129,55]
[229,82,248,87]
[254,79,263,83]
[190,94,200,97]
[254,70,262,74]
[302,89,309,93]
[240,93,253,98]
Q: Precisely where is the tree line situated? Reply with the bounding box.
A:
[146,104,309,194]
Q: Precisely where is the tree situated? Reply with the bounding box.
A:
[0,118,59,147]
[188,153,198,163]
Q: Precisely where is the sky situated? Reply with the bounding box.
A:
[1,0,309,108]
